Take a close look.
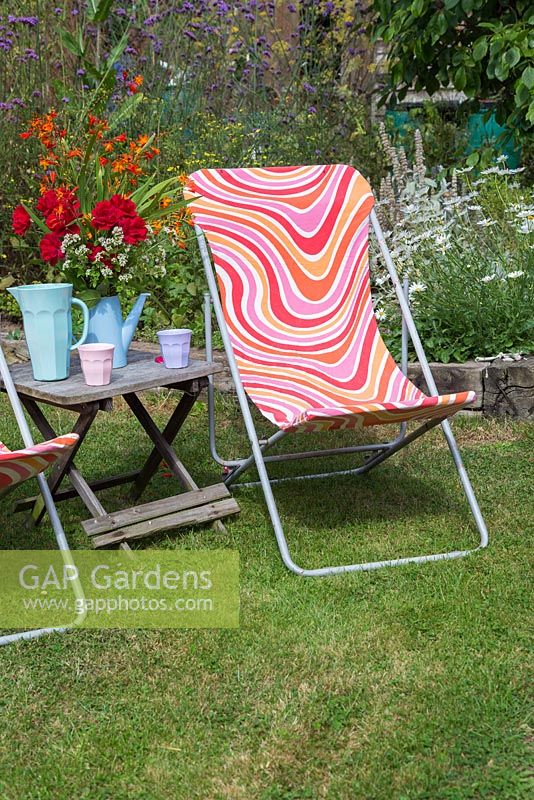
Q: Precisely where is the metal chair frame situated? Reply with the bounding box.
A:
[195,208,489,577]
[0,342,86,644]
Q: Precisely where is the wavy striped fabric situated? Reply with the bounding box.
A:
[0,434,78,491]
[186,165,475,432]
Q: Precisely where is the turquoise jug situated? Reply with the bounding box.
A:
[7,283,89,381]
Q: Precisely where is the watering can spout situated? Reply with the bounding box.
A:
[122,293,150,351]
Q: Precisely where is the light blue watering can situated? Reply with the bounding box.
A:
[7,283,89,381]
[86,293,150,368]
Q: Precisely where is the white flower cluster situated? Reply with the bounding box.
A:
[97,226,125,251]
[60,232,81,254]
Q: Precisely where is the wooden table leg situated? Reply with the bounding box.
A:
[123,393,198,490]
[131,389,199,500]
[123,392,227,535]
[20,398,133,551]
[21,398,100,524]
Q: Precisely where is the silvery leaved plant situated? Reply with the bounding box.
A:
[373,131,534,363]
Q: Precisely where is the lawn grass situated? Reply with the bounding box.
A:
[0,392,532,800]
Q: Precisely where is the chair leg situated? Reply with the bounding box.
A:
[238,407,488,576]
[0,470,87,646]
[0,339,86,645]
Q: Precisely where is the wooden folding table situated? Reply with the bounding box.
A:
[1,350,239,547]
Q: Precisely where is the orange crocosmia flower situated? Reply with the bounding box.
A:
[137,134,150,147]
[19,131,32,140]
[39,157,58,169]
[178,173,188,185]
[88,115,109,137]
[184,178,198,193]
[114,133,127,143]
[111,159,127,174]
[103,141,114,153]
[99,156,108,166]
[66,148,82,158]
[134,75,143,86]
[160,196,172,208]
[111,154,143,176]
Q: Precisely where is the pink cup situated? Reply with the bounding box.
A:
[78,343,115,386]
[157,329,192,369]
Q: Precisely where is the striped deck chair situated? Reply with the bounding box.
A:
[0,340,85,644]
[0,435,79,495]
[187,164,489,576]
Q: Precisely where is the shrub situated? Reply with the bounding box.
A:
[373,129,534,362]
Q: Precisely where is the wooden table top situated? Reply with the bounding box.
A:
[0,349,221,406]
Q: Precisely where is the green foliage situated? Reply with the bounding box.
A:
[371,0,534,134]
[385,102,470,172]
[374,129,534,362]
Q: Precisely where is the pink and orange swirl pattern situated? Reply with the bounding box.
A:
[186,165,475,432]
[0,434,78,491]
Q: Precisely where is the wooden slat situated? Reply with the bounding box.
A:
[82,483,231,536]
[91,497,240,548]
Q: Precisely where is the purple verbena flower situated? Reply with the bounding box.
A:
[8,15,39,26]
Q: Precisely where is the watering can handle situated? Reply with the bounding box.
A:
[70,298,90,351]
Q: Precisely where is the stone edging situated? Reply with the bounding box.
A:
[407,358,534,419]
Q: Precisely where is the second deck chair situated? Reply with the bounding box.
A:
[0,340,85,644]
[186,164,489,576]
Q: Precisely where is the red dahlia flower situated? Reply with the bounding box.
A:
[121,215,148,244]
[36,189,60,216]
[12,205,31,235]
[39,232,64,264]
[92,194,138,231]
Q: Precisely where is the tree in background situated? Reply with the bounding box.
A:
[371,1,534,133]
